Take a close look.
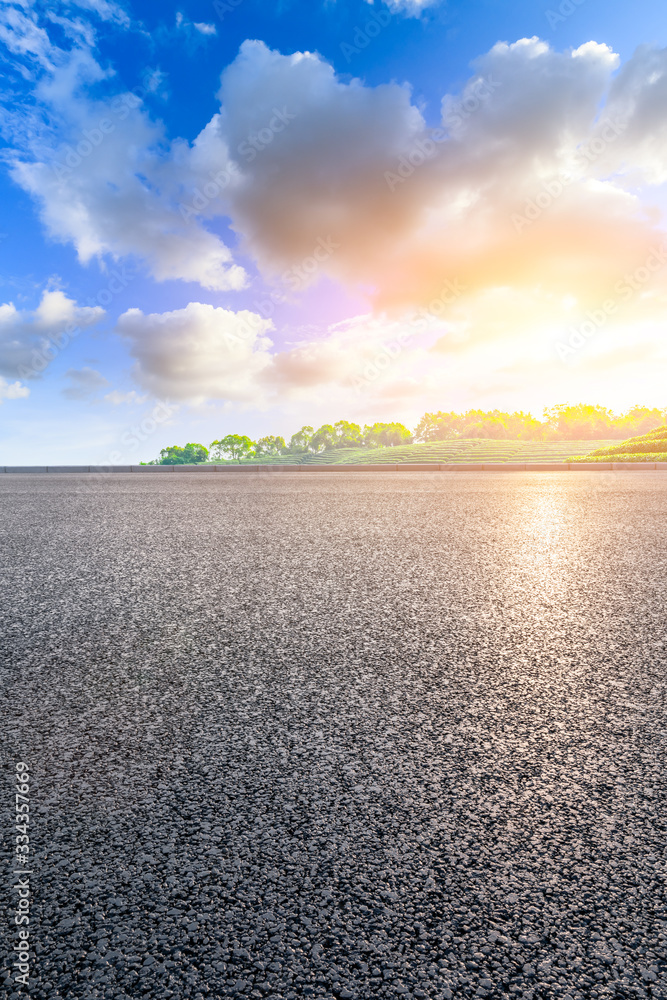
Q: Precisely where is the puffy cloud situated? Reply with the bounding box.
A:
[112,301,451,409]
[11,16,667,315]
[261,313,435,397]
[115,302,275,403]
[2,3,244,291]
[175,37,667,315]
[193,21,217,36]
[604,44,667,184]
[6,13,667,385]
[104,389,147,405]
[373,0,439,14]
[0,376,30,404]
[62,365,110,399]
[206,39,426,287]
[112,291,667,420]
[174,11,218,43]
[0,290,104,379]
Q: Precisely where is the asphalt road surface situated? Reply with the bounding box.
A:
[1,472,666,1000]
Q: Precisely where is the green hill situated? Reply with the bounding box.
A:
[569,425,667,463]
[207,439,618,466]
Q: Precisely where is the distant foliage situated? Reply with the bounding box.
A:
[210,435,255,462]
[415,405,666,442]
[254,435,286,456]
[288,425,315,453]
[570,423,667,462]
[334,420,364,448]
[310,424,337,453]
[158,443,209,465]
[363,422,413,447]
[151,406,667,463]
[414,409,543,441]
[543,404,666,440]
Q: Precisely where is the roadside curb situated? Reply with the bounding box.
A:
[2,463,667,473]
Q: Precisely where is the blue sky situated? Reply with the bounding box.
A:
[1,0,667,462]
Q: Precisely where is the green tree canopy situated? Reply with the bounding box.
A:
[460,415,509,439]
[159,443,209,465]
[414,411,462,442]
[255,435,286,456]
[416,409,546,442]
[210,434,255,462]
[287,425,314,453]
[334,420,363,447]
[363,422,412,447]
[310,424,337,452]
[615,406,666,438]
[542,404,616,440]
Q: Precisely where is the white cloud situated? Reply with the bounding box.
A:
[111,290,667,421]
[604,43,667,184]
[115,302,275,403]
[193,21,217,36]
[65,0,130,27]
[174,37,667,316]
[2,3,244,291]
[112,300,451,408]
[372,0,439,15]
[0,290,104,379]
[6,15,667,404]
[104,389,147,405]
[173,11,218,48]
[0,376,30,404]
[62,365,110,399]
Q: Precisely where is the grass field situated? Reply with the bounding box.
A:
[206,439,615,466]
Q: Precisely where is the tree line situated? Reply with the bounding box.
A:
[151,405,667,464]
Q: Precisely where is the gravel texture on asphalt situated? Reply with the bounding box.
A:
[1,471,666,1000]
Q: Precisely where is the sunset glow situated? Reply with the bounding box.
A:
[1,1,666,461]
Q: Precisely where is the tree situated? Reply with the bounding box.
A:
[542,404,616,440]
[310,424,338,452]
[502,410,544,440]
[460,415,509,439]
[255,435,286,456]
[414,411,462,442]
[287,426,314,453]
[159,443,209,465]
[363,422,412,448]
[334,420,363,448]
[616,406,666,438]
[210,434,255,462]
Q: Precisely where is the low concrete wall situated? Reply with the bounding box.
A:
[2,462,665,473]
